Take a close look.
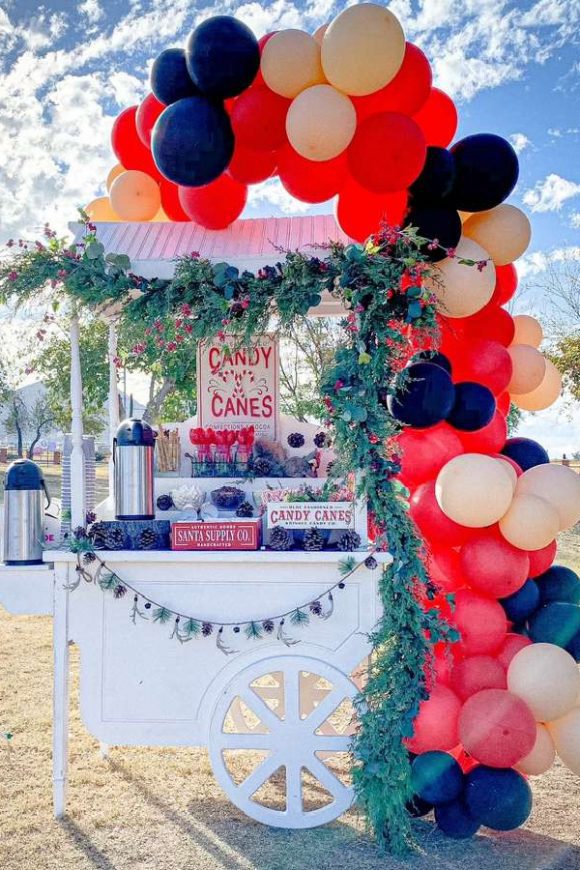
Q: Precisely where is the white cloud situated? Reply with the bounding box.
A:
[570,212,580,229]
[517,245,580,279]
[79,0,104,25]
[247,179,314,215]
[523,174,580,212]
[509,132,532,154]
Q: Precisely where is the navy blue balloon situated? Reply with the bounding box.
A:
[464,767,532,831]
[528,602,580,648]
[447,382,496,432]
[151,97,234,187]
[414,351,452,374]
[500,579,540,623]
[536,565,580,605]
[404,206,462,263]
[567,630,580,663]
[186,16,260,99]
[409,146,456,205]
[406,795,433,818]
[388,362,456,429]
[411,751,464,805]
[151,48,200,105]
[449,134,519,212]
[501,437,549,472]
[435,799,480,839]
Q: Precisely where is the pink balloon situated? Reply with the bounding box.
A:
[459,533,530,599]
[452,590,507,655]
[459,688,537,768]
[405,684,462,754]
[496,633,532,670]
[450,655,507,701]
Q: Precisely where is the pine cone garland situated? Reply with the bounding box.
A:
[253,457,273,477]
[314,432,327,448]
[365,555,378,570]
[269,526,293,551]
[156,494,174,511]
[235,501,254,518]
[287,432,305,448]
[303,528,324,551]
[337,530,362,552]
[104,527,126,550]
[83,551,96,565]
[138,527,158,550]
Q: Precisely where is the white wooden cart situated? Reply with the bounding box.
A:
[0,217,390,829]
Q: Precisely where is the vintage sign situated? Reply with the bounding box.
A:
[197,335,279,440]
[266,502,355,530]
[171,519,261,551]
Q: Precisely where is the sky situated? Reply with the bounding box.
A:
[0,0,579,452]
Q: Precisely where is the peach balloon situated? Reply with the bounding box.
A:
[463,204,532,266]
[547,707,580,776]
[498,493,560,551]
[496,457,518,492]
[458,211,472,223]
[313,23,328,44]
[152,207,169,222]
[507,344,546,394]
[516,463,580,530]
[425,237,496,318]
[512,359,562,412]
[106,164,125,192]
[261,30,325,99]
[321,4,405,96]
[508,643,580,722]
[84,196,121,221]
[516,723,556,776]
[286,85,356,161]
[109,170,161,221]
[512,314,543,349]
[435,454,514,528]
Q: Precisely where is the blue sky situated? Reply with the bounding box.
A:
[0,0,579,451]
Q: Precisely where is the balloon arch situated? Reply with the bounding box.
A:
[82,1,580,845]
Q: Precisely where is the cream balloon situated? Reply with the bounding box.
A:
[507,344,547,394]
[286,85,357,161]
[313,23,328,44]
[496,456,518,492]
[425,237,496,319]
[515,463,580,531]
[512,359,562,412]
[498,493,560,551]
[321,4,405,96]
[463,204,532,266]
[516,723,556,776]
[84,196,121,221]
[547,707,580,776]
[435,454,514,528]
[152,207,169,222]
[106,164,125,192]
[512,314,543,349]
[109,170,161,221]
[508,643,580,722]
[261,30,325,99]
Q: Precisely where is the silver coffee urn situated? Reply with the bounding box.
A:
[3,459,50,565]
[113,419,155,520]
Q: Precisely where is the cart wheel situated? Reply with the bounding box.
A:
[209,656,357,828]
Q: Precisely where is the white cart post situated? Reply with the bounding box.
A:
[107,318,120,500]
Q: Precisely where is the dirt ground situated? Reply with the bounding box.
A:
[1,540,580,870]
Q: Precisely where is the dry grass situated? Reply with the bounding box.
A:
[1,548,580,870]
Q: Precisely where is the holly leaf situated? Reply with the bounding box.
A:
[407,300,423,319]
[86,241,104,259]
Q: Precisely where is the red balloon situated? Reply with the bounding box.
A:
[231,86,290,151]
[428,547,465,593]
[450,745,480,773]
[452,590,507,655]
[111,106,161,179]
[178,174,247,229]
[352,42,432,120]
[336,177,408,241]
[398,424,463,487]
[459,533,530,598]
[159,179,189,221]
[451,339,513,396]
[496,391,511,416]
[348,112,426,193]
[252,32,277,88]
[527,539,557,577]
[496,633,532,670]
[136,93,165,149]
[456,409,507,454]
[492,263,518,306]
[450,655,507,701]
[428,643,456,687]
[465,305,515,347]
[405,683,462,754]
[228,146,277,184]
[459,688,537,768]
[412,88,458,147]
[410,480,474,548]
[491,453,523,478]
[278,145,348,203]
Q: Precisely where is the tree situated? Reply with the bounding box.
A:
[278,320,344,422]
[537,255,580,401]
[4,392,54,458]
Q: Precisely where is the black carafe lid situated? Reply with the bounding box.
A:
[5,459,45,491]
[115,418,155,448]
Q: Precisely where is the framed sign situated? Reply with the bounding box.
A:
[266,502,355,530]
[171,520,261,551]
[197,335,279,440]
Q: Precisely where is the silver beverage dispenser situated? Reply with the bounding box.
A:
[3,459,50,565]
[113,419,155,520]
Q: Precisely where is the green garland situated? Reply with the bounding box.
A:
[0,219,458,854]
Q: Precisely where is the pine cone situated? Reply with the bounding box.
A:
[83,551,96,565]
[287,432,305,448]
[365,555,378,570]
[253,457,272,477]
[269,526,293,551]
[104,527,125,551]
[337,530,362,552]
[235,501,254,518]
[303,528,324,552]
[156,494,174,511]
[314,432,327,448]
[89,522,109,550]
[138,527,158,550]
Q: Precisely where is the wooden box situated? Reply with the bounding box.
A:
[171,519,261,551]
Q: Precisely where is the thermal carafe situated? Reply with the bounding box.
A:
[113,419,155,520]
[3,459,50,565]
